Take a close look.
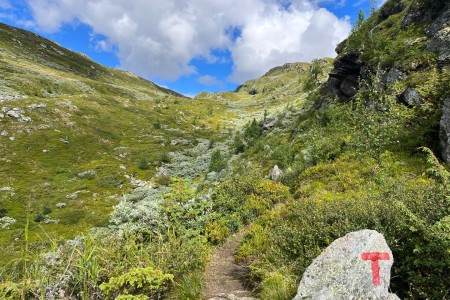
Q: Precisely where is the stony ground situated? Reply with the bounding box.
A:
[202,230,258,300]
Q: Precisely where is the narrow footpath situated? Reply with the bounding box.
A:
[202,230,258,300]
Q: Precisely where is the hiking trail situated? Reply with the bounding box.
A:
[202,229,258,300]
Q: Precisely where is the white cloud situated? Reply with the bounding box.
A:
[0,0,10,9]
[25,0,351,83]
[197,75,224,87]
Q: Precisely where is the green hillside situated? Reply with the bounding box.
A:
[0,0,449,299]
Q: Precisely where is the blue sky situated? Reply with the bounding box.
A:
[0,0,382,97]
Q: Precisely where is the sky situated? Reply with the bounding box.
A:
[0,0,385,97]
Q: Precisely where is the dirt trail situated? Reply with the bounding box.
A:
[202,230,258,300]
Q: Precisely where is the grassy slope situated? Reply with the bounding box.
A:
[0,21,231,262]
[0,21,327,264]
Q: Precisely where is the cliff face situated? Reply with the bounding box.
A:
[327,0,449,101]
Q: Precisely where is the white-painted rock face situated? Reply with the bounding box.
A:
[293,229,400,300]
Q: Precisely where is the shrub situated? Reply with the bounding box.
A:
[160,152,171,164]
[99,267,174,299]
[138,157,150,170]
[34,213,45,223]
[153,121,161,129]
[244,119,262,144]
[155,175,171,186]
[239,152,450,299]
[233,134,245,154]
[0,202,7,217]
[209,149,227,172]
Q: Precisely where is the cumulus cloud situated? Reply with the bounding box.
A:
[25,0,351,83]
[197,75,224,87]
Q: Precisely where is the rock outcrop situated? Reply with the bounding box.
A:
[440,98,450,162]
[425,2,450,66]
[293,230,399,300]
[328,51,362,99]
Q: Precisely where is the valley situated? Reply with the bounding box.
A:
[0,0,449,299]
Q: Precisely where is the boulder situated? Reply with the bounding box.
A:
[293,229,399,300]
[398,88,422,107]
[440,98,450,162]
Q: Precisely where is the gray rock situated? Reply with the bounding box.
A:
[327,51,362,100]
[440,98,450,162]
[398,88,422,107]
[6,108,22,119]
[340,75,358,98]
[66,193,78,200]
[1,131,7,136]
[386,68,406,86]
[425,3,450,64]
[248,86,258,95]
[4,107,31,122]
[293,229,399,300]
[28,103,47,109]
[156,166,169,177]
[263,117,278,131]
[55,203,66,208]
[271,165,283,181]
[77,169,96,179]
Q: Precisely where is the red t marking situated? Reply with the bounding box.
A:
[361,252,390,286]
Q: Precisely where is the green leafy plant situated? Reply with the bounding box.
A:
[99,267,174,299]
[209,149,227,172]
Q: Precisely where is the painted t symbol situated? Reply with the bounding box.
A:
[361,252,390,286]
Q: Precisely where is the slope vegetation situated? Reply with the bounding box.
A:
[0,0,449,298]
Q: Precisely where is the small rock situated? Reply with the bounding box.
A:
[66,193,78,200]
[156,166,169,177]
[6,109,22,119]
[43,149,49,153]
[263,117,278,131]
[29,103,47,109]
[55,203,66,208]
[398,87,422,107]
[271,165,283,181]
[1,131,8,136]
[77,169,96,179]
[9,136,15,141]
[293,229,399,300]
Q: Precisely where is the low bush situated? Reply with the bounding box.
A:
[238,151,449,299]
[99,267,174,299]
